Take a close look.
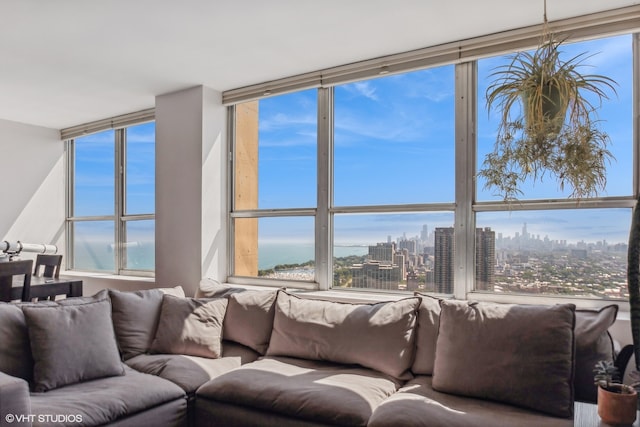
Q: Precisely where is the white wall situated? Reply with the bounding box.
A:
[0,119,64,260]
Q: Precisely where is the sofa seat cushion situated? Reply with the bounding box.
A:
[197,356,402,426]
[368,376,573,427]
[29,366,185,427]
[126,341,259,393]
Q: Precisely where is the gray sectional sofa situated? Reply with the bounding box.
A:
[0,282,619,427]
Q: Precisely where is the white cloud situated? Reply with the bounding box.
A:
[259,112,316,132]
[342,81,379,101]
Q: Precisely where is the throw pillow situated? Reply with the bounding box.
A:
[432,300,576,418]
[223,289,277,355]
[109,288,167,359]
[266,291,421,379]
[411,293,441,375]
[574,305,618,403]
[160,285,187,298]
[195,278,244,298]
[0,302,33,381]
[22,296,125,392]
[151,294,228,358]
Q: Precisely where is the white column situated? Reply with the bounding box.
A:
[155,86,227,296]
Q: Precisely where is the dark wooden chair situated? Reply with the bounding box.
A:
[0,260,33,302]
[33,254,63,279]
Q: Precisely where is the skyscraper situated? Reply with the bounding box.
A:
[434,227,455,294]
[350,261,401,290]
[476,227,496,291]
[368,242,395,262]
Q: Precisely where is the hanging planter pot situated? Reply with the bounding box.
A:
[479,33,617,201]
[521,79,567,136]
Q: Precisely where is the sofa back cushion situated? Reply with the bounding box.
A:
[196,278,245,298]
[223,290,277,355]
[151,295,228,359]
[411,293,441,375]
[574,305,618,403]
[0,303,32,381]
[22,294,125,392]
[266,291,421,379]
[432,300,575,418]
[109,286,185,360]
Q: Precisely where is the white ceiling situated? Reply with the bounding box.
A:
[1,0,638,129]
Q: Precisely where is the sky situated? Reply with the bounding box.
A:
[72,122,155,271]
[73,34,634,254]
[255,33,633,247]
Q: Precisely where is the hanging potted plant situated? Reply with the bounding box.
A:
[479,26,617,201]
[593,360,638,424]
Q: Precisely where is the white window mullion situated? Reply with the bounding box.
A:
[65,140,75,270]
[115,129,125,274]
[454,61,477,299]
[316,87,333,290]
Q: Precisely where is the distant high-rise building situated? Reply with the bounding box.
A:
[406,270,420,292]
[369,242,395,262]
[421,224,428,242]
[350,261,401,290]
[398,239,417,255]
[434,227,455,294]
[476,227,496,291]
[395,252,406,280]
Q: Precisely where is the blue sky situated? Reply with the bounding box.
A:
[255,33,633,246]
[75,122,155,217]
[74,122,155,254]
[73,34,633,250]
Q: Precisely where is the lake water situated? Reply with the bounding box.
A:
[259,243,368,270]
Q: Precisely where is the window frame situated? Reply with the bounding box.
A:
[226,9,640,309]
[65,117,155,277]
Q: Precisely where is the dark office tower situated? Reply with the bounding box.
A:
[434,227,455,294]
[368,242,395,262]
[476,227,496,291]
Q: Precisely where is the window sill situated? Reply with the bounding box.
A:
[61,270,156,283]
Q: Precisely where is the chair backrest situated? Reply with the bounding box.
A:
[0,259,33,302]
[33,254,63,279]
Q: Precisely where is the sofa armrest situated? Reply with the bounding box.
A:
[0,371,31,427]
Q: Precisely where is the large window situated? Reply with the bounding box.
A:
[476,34,633,300]
[229,18,638,302]
[231,68,456,291]
[231,90,317,285]
[66,120,155,275]
[332,68,455,293]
